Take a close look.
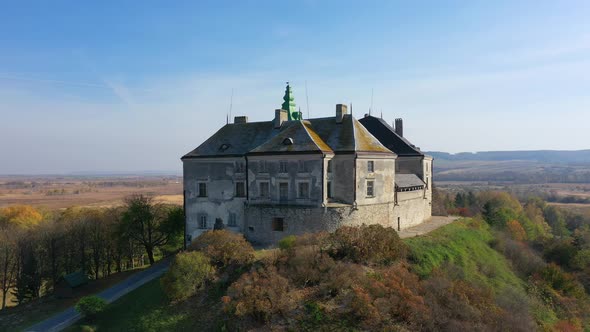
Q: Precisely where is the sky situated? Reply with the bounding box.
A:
[1,1,589,174]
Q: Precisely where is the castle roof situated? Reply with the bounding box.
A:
[395,173,425,189]
[358,116,424,157]
[248,120,333,155]
[181,114,394,160]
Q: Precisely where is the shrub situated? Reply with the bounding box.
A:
[280,244,336,287]
[225,265,299,323]
[75,295,108,320]
[160,251,215,301]
[278,235,296,251]
[190,230,254,270]
[325,224,407,265]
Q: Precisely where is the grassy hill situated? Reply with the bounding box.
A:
[64,214,589,331]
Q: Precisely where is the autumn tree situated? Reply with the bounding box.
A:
[120,195,182,265]
[0,205,43,229]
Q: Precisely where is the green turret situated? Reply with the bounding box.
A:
[282,82,301,121]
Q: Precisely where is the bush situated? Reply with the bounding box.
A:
[280,244,336,287]
[225,265,299,323]
[325,224,407,265]
[278,235,296,250]
[160,251,215,301]
[190,230,254,270]
[75,295,108,320]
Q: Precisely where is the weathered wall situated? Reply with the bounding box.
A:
[355,155,396,205]
[393,191,431,229]
[183,158,246,243]
[329,155,355,204]
[396,156,423,177]
[244,195,430,246]
[247,154,324,207]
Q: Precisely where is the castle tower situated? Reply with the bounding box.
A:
[282,82,301,121]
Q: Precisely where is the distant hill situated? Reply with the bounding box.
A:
[426,150,590,164]
[426,150,590,183]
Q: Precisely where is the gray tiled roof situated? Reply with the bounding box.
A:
[182,115,394,159]
[395,173,425,189]
[182,121,277,159]
[358,116,423,157]
[248,120,333,155]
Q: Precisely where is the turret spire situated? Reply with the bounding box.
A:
[282,82,301,121]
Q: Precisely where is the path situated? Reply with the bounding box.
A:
[398,216,458,239]
[25,258,171,332]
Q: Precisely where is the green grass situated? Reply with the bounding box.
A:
[66,279,191,332]
[404,217,524,293]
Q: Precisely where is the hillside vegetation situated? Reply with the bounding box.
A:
[67,190,590,332]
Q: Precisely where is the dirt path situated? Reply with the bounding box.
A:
[398,216,458,239]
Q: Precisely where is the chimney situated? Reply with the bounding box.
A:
[394,118,403,137]
[234,116,248,124]
[335,104,348,123]
[274,109,288,128]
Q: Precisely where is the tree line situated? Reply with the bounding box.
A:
[0,194,183,309]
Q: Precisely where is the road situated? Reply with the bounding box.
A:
[25,259,171,332]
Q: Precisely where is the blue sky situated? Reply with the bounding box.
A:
[1,1,589,174]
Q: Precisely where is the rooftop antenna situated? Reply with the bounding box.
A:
[228,88,234,124]
[305,80,310,119]
[370,88,374,116]
[380,109,383,119]
[350,102,353,117]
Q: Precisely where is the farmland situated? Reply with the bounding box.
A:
[0,175,183,210]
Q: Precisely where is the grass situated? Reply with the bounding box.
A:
[404,217,524,293]
[0,267,150,332]
[65,278,191,332]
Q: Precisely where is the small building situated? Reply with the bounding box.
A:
[54,271,89,298]
[181,84,432,246]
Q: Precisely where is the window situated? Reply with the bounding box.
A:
[199,214,207,229]
[258,160,267,173]
[279,182,289,201]
[235,182,246,197]
[235,161,245,173]
[298,160,307,173]
[279,161,288,173]
[367,161,374,173]
[298,182,310,199]
[259,182,269,198]
[228,213,237,227]
[198,183,207,197]
[366,180,374,197]
[327,160,333,173]
[327,181,333,198]
[272,218,284,231]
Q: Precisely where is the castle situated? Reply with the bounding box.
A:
[181,84,432,246]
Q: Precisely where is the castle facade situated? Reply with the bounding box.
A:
[181,85,432,246]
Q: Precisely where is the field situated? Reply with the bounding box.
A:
[0,175,183,210]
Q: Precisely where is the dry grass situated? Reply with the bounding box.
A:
[0,175,182,210]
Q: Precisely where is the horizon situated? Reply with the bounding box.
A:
[1,1,589,174]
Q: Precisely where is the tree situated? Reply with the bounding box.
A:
[160,251,215,301]
[0,205,43,229]
[75,295,108,321]
[121,195,181,265]
[0,227,19,309]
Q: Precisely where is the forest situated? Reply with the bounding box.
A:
[0,195,183,310]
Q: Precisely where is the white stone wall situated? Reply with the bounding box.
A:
[184,158,247,244]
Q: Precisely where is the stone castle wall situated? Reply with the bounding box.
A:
[244,190,431,246]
